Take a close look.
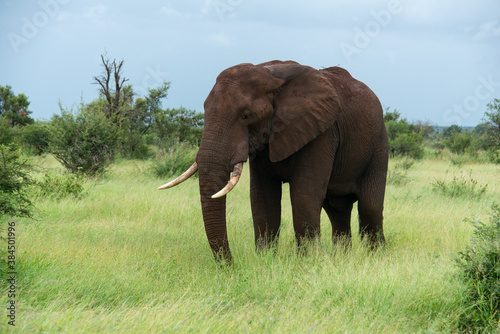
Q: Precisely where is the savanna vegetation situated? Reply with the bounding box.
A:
[1,56,499,332]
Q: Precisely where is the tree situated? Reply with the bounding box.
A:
[133,82,170,135]
[443,131,473,154]
[483,98,500,148]
[20,121,51,155]
[47,102,118,176]
[0,85,34,126]
[384,107,424,159]
[93,54,132,125]
[0,144,33,220]
[442,124,462,138]
[412,120,435,139]
[154,107,204,145]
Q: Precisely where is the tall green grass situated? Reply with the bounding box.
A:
[2,156,499,332]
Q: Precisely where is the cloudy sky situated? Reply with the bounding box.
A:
[1,0,499,126]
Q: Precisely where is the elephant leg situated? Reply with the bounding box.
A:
[250,160,282,251]
[288,132,335,247]
[289,182,325,247]
[357,181,386,247]
[323,196,354,244]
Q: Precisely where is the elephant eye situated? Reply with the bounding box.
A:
[241,114,249,120]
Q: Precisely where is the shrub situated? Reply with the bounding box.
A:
[152,141,198,178]
[389,131,424,159]
[384,108,424,159]
[119,130,152,160]
[457,203,500,331]
[443,131,473,154]
[0,117,13,145]
[487,149,500,165]
[153,107,204,146]
[48,104,118,176]
[0,144,33,220]
[33,170,86,199]
[19,121,51,155]
[432,173,487,199]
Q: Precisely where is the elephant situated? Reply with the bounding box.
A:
[159,60,388,262]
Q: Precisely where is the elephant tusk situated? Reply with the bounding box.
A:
[157,162,198,190]
[211,162,243,199]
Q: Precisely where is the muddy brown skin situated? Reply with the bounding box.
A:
[169,60,388,262]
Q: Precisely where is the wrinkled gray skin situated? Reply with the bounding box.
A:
[171,60,388,262]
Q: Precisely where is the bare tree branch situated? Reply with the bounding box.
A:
[92,54,130,123]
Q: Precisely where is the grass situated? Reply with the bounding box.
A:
[2,155,500,332]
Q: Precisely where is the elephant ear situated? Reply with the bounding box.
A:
[263,63,342,163]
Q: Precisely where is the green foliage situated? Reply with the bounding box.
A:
[0,85,34,126]
[152,141,198,178]
[0,117,13,145]
[0,144,33,219]
[132,82,170,135]
[484,99,500,146]
[33,170,86,199]
[442,131,474,154]
[432,172,487,199]
[483,99,500,164]
[457,204,500,331]
[384,108,424,159]
[387,157,415,186]
[487,149,500,164]
[47,103,118,176]
[472,122,492,151]
[119,130,152,160]
[154,107,204,146]
[412,120,435,139]
[442,124,462,138]
[19,121,51,155]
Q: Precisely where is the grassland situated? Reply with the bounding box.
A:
[3,154,500,333]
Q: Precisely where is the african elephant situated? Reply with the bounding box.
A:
[159,60,388,262]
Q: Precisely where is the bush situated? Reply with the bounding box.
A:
[48,104,118,176]
[389,131,424,159]
[443,131,473,155]
[487,149,500,165]
[0,144,33,220]
[152,141,198,178]
[432,172,487,199]
[0,117,13,145]
[384,108,424,159]
[19,121,51,155]
[153,107,204,146]
[33,170,86,199]
[457,204,500,331]
[119,130,152,160]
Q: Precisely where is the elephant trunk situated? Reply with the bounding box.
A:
[196,140,233,262]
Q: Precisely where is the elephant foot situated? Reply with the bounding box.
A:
[361,231,386,250]
[332,234,352,252]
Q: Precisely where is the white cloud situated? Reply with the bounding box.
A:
[161,6,188,19]
[206,32,231,46]
[57,11,72,21]
[475,21,500,39]
[83,4,107,20]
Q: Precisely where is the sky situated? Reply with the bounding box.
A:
[1,0,499,127]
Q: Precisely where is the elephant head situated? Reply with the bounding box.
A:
[159,61,341,261]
